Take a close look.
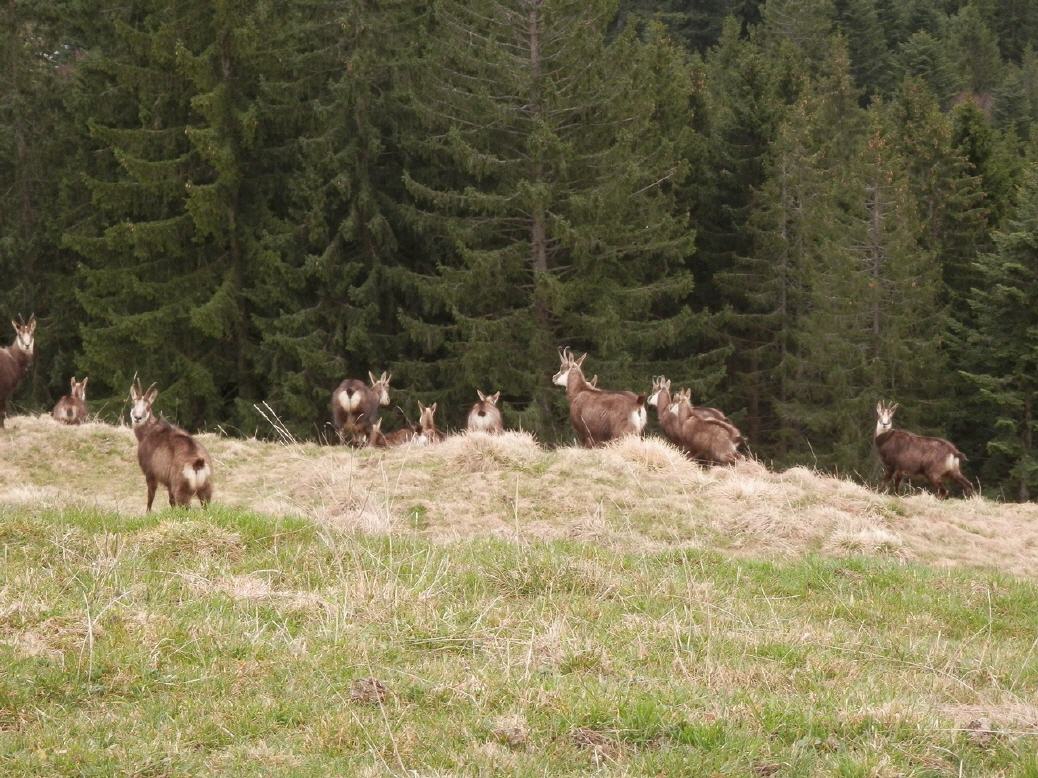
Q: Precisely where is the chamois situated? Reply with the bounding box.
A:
[417,401,445,444]
[874,401,973,498]
[367,418,420,448]
[129,380,213,511]
[647,376,683,443]
[659,386,741,465]
[466,390,503,434]
[331,370,391,445]
[552,347,646,447]
[671,389,745,447]
[52,377,88,425]
[0,315,36,428]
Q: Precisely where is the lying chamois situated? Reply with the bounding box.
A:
[52,376,88,425]
[367,418,420,447]
[552,347,646,447]
[331,370,391,445]
[417,401,445,444]
[129,380,213,511]
[874,401,973,498]
[0,315,36,428]
[466,390,503,434]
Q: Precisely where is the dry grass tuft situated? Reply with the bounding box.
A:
[134,520,244,561]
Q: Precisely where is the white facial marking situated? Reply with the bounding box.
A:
[552,367,570,387]
[647,390,660,408]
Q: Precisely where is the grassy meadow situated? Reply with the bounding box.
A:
[1,416,1037,775]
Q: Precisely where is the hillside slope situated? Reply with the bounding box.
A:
[1,415,1036,577]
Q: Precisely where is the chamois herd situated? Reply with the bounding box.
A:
[1,319,977,510]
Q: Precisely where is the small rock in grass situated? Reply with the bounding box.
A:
[349,677,389,705]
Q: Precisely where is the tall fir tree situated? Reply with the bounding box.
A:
[400,0,706,438]
[963,163,1038,500]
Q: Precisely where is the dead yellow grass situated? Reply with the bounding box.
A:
[3,414,1038,577]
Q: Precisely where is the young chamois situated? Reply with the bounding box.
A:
[552,347,646,447]
[0,315,36,428]
[331,371,391,445]
[417,401,445,444]
[874,401,973,498]
[667,387,741,465]
[129,380,213,511]
[52,377,88,425]
[367,418,420,448]
[466,390,503,434]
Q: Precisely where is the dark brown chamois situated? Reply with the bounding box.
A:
[52,376,88,425]
[466,390,503,434]
[552,347,646,447]
[417,401,445,444]
[331,371,391,445]
[665,388,742,465]
[874,401,973,498]
[129,380,213,511]
[671,389,745,448]
[0,315,36,428]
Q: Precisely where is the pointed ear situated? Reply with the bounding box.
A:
[144,386,158,405]
[417,401,426,413]
[876,401,883,415]
[477,390,486,402]
[382,371,391,384]
[10,320,17,333]
[575,353,587,368]
[368,371,378,385]
[430,402,437,414]
[28,316,36,333]
[70,376,77,390]
[82,377,88,390]
[490,392,500,405]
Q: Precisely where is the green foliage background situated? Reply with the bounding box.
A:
[2,0,1037,498]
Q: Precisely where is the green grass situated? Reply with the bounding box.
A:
[1,504,1037,776]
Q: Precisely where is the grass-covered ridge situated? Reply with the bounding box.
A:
[2,415,1038,576]
[1,505,1037,775]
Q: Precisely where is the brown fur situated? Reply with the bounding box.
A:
[647,376,682,443]
[874,401,972,498]
[466,390,503,434]
[52,377,88,425]
[331,371,391,446]
[674,415,740,465]
[0,316,36,428]
[130,380,213,511]
[418,401,445,444]
[367,418,419,447]
[671,389,745,448]
[553,348,646,448]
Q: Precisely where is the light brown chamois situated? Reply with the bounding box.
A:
[0,315,36,428]
[552,347,646,447]
[129,380,213,511]
[664,388,742,465]
[874,401,973,498]
[331,370,391,445]
[417,401,445,444]
[466,390,503,434]
[52,376,88,425]
[367,418,420,448]
[647,376,683,444]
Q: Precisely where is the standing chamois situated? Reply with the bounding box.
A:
[874,401,973,498]
[0,315,36,428]
[129,380,213,511]
[331,371,391,446]
[52,377,88,425]
[664,386,742,465]
[552,347,646,447]
[466,390,503,434]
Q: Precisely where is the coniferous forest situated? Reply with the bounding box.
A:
[2,0,1037,499]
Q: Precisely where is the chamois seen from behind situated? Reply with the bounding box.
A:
[53,376,88,425]
[417,401,445,444]
[331,371,391,446]
[129,380,213,511]
[466,390,503,434]
[552,348,646,447]
[874,401,973,498]
[0,315,36,428]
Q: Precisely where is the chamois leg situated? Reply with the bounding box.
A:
[145,475,157,512]
[197,481,213,507]
[172,481,194,507]
[882,466,895,492]
[951,471,974,498]
[928,475,947,499]
[0,399,6,428]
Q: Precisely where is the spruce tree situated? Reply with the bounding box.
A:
[963,163,1038,500]
[401,0,703,438]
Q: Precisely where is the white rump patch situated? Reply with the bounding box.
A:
[182,462,211,490]
[631,406,647,433]
[945,454,959,473]
[338,391,362,413]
